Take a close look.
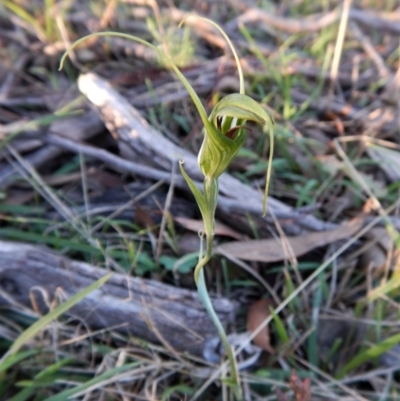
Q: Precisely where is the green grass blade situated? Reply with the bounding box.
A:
[161,385,194,401]
[308,277,323,368]
[0,350,39,375]
[368,274,400,302]
[337,332,400,378]
[9,358,76,401]
[44,0,55,41]
[8,387,34,401]
[269,307,290,344]
[43,362,140,401]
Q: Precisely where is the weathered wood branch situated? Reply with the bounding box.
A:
[0,241,236,358]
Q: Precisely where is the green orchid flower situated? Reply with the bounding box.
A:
[59,17,274,400]
[199,93,273,179]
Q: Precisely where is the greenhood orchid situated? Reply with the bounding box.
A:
[59,17,274,400]
[199,93,272,180]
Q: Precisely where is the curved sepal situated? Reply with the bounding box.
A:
[210,93,274,128]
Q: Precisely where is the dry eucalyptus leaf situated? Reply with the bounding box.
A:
[246,298,275,353]
[289,371,311,401]
[174,216,244,240]
[216,219,363,263]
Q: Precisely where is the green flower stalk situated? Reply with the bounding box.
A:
[59,17,274,400]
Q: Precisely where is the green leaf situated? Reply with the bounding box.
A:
[161,385,194,401]
[337,332,400,378]
[0,349,39,375]
[160,253,199,274]
[9,359,75,401]
[178,162,208,221]
[43,362,140,401]
[270,307,290,344]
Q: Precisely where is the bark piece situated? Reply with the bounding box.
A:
[0,241,236,358]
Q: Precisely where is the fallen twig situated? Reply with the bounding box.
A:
[0,240,236,358]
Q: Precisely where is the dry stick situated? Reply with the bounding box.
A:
[45,133,177,184]
[226,6,341,34]
[54,10,77,64]
[141,296,188,365]
[224,6,400,34]
[100,0,117,29]
[149,0,170,58]
[169,8,231,49]
[190,201,400,401]
[79,152,90,226]
[341,364,400,385]
[349,8,400,34]
[0,111,104,189]
[0,240,236,357]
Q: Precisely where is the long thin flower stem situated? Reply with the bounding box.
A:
[193,178,242,400]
